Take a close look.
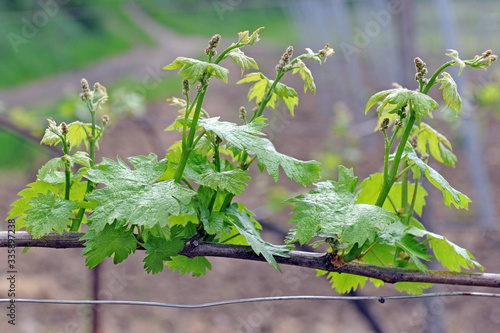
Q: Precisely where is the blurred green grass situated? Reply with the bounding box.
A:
[0,1,153,88]
[0,130,48,171]
[136,0,294,46]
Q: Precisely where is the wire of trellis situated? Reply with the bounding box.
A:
[1,292,499,309]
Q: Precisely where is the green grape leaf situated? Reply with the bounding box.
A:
[160,144,182,181]
[357,173,428,217]
[317,270,384,294]
[70,151,91,168]
[37,157,66,184]
[193,136,214,156]
[408,227,483,271]
[445,49,466,75]
[236,27,264,46]
[272,79,299,115]
[217,225,249,245]
[41,121,102,150]
[81,222,137,269]
[203,211,230,235]
[199,117,320,186]
[395,282,433,295]
[166,255,212,277]
[291,59,316,94]
[365,89,393,114]
[197,168,251,195]
[237,72,298,115]
[87,154,168,186]
[286,166,399,246]
[377,221,432,272]
[86,154,195,233]
[88,180,194,233]
[67,121,100,151]
[324,272,368,293]
[438,141,457,166]
[365,88,439,126]
[362,243,397,267]
[61,175,88,203]
[414,122,456,166]
[175,151,212,183]
[37,152,90,185]
[164,57,229,83]
[168,213,197,226]
[225,204,292,271]
[193,194,230,235]
[23,191,77,238]
[224,48,259,76]
[7,174,89,229]
[373,103,400,131]
[143,234,184,274]
[40,128,61,146]
[437,72,462,115]
[301,48,323,64]
[396,234,432,272]
[402,144,470,209]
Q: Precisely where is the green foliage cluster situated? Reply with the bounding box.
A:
[7,29,497,294]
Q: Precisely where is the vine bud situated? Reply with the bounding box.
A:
[276,46,293,72]
[205,34,221,56]
[470,52,498,69]
[214,135,223,145]
[414,57,426,71]
[209,34,221,48]
[61,122,68,135]
[47,119,59,133]
[81,78,90,93]
[411,135,418,148]
[182,79,190,96]
[205,48,216,57]
[239,106,246,119]
[379,117,390,131]
[482,49,492,58]
[93,83,108,107]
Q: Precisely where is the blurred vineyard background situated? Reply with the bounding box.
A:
[1,1,500,332]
